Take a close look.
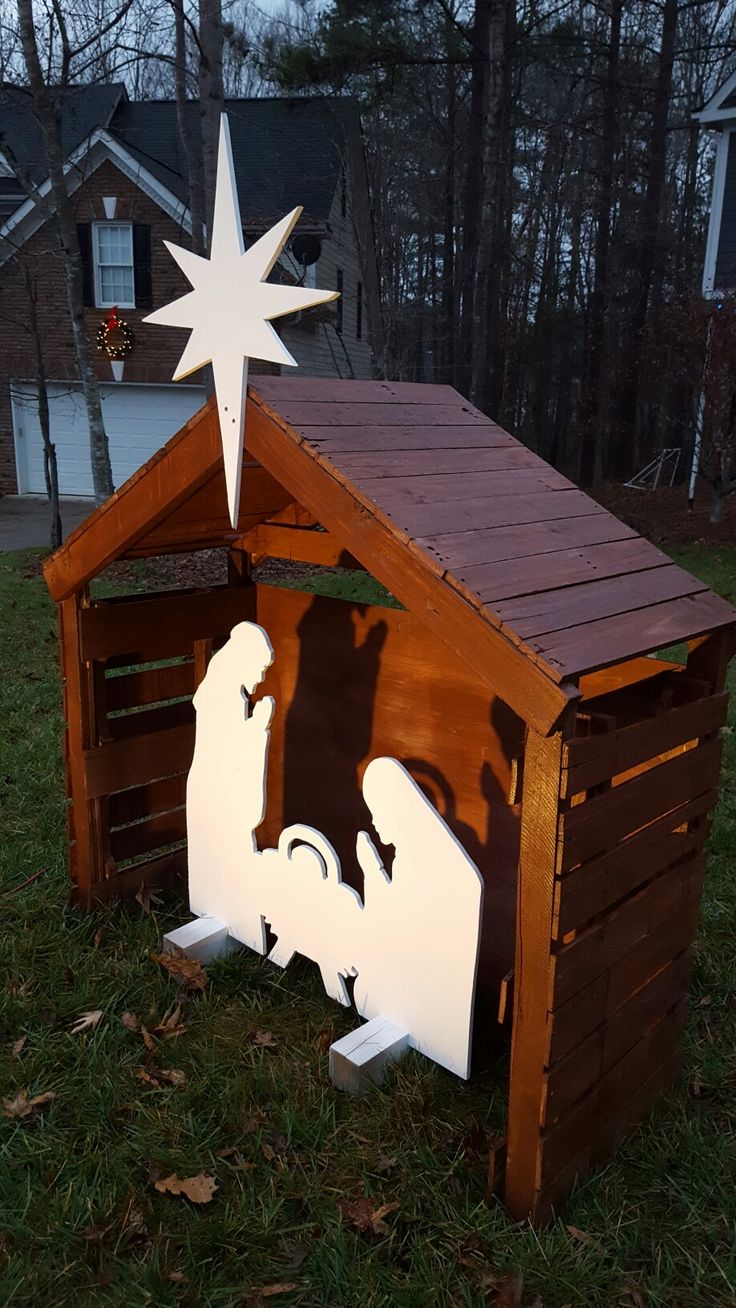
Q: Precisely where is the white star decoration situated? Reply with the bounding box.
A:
[145,114,339,527]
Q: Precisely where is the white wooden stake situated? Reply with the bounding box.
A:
[329,1016,410,1095]
[163,916,242,964]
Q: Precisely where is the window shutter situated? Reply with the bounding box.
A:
[132,223,152,309]
[77,223,94,306]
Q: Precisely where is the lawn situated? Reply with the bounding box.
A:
[0,544,735,1308]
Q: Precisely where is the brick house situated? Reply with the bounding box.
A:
[0,84,382,498]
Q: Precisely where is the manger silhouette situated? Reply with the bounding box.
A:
[44,376,735,1225]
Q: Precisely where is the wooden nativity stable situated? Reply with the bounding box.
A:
[43,378,735,1225]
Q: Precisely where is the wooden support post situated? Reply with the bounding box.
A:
[329,1017,410,1094]
[59,591,107,907]
[686,629,735,695]
[504,719,570,1224]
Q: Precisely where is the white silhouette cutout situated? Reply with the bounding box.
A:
[186,622,484,1079]
[354,758,484,1079]
[187,621,274,953]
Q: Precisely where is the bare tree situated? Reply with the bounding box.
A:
[15,0,114,503]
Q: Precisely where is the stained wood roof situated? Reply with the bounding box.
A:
[44,378,735,736]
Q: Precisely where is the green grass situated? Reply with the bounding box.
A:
[1,545,735,1307]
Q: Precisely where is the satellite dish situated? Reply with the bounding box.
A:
[291,234,322,267]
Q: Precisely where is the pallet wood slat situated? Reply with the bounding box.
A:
[108,772,188,826]
[535,1047,682,1221]
[84,723,196,801]
[547,896,701,1067]
[261,401,490,428]
[331,446,557,478]
[105,660,195,712]
[252,378,460,405]
[542,949,693,1122]
[80,586,256,663]
[532,591,736,680]
[553,796,713,937]
[355,468,573,508]
[538,996,689,1186]
[561,693,728,796]
[107,698,195,743]
[110,806,187,861]
[85,847,188,903]
[550,854,704,1009]
[307,424,519,453]
[495,567,707,641]
[384,489,600,542]
[457,538,671,607]
[416,513,630,572]
[560,736,722,868]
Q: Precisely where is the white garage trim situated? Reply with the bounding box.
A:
[11,380,206,497]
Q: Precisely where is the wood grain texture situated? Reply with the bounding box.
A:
[244,398,576,735]
[80,586,256,663]
[255,583,524,1009]
[561,693,728,796]
[505,722,570,1222]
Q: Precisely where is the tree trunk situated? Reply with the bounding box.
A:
[198,0,224,249]
[26,269,62,549]
[17,0,113,505]
[577,0,622,487]
[615,0,678,480]
[457,0,490,398]
[173,0,206,255]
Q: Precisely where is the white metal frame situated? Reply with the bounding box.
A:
[702,128,733,298]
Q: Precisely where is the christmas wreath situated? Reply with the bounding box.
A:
[97,307,134,360]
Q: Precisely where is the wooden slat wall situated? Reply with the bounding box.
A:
[504,665,729,1224]
[62,580,255,904]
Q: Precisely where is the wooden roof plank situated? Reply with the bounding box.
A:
[246,392,577,734]
[330,446,558,477]
[530,591,736,679]
[251,377,459,404]
[354,467,573,507]
[492,565,705,640]
[457,538,673,605]
[305,424,518,452]
[263,401,490,428]
[384,488,601,539]
[415,514,636,571]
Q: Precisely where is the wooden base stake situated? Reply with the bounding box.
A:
[329,1016,410,1094]
[163,916,242,964]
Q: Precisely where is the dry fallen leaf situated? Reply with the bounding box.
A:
[481,1270,524,1308]
[338,1195,398,1236]
[121,1012,139,1033]
[93,928,104,950]
[153,1005,187,1040]
[250,1286,298,1300]
[151,949,207,992]
[135,882,164,915]
[140,1025,156,1052]
[620,1289,646,1308]
[70,1010,103,1035]
[168,1271,187,1284]
[2,1088,56,1120]
[251,1029,278,1049]
[11,1036,27,1057]
[566,1225,603,1252]
[369,1201,400,1235]
[136,1066,187,1089]
[374,1154,398,1175]
[154,1173,218,1204]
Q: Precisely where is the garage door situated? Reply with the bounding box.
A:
[11,381,206,496]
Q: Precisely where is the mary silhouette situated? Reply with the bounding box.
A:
[354,757,484,1078]
[187,621,275,953]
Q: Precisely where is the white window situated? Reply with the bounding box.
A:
[93,223,135,308]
